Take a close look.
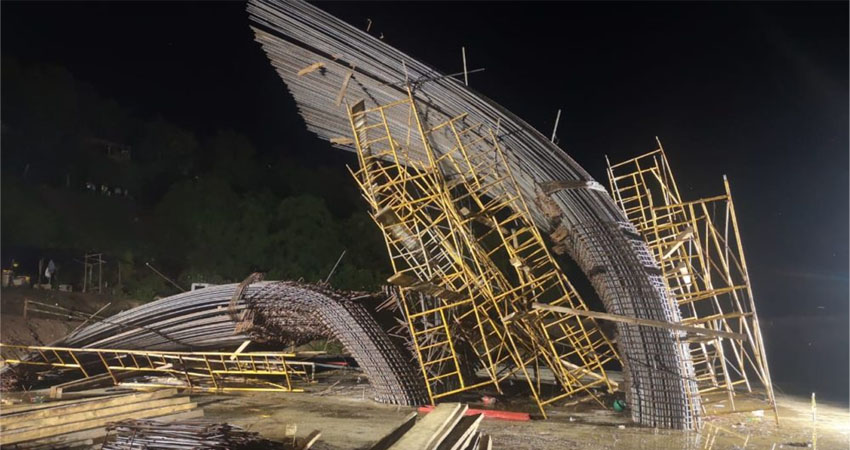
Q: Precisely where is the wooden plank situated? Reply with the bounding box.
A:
[455,432,477,450]
[559,358,619,389]
[330,137,354,145]
[539,180,606,194]
[230,340,252,361]
[477,435,492,450]
[531,303,746,340]
[0,389,178,425]
[50,373,115,399]
[334,68,355,106]
[19,410,204,449]
[428,404,468,450]
[1,401,197,444]
[14,427,107,449]
[369,412,418,450]
[436,414,483,450]
[662,227,694,259]
[297,62,325,76]
[298,430,322,450]
[461,433,480,450]
[0,392,129,416]
[389,403,466,450]
[30,438,94,449]
[3,396,191,431]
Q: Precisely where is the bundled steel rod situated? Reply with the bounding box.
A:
[102,419,285,450]
[1,281,427,406]
[247,0,699,428]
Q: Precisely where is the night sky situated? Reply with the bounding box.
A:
[2,3,847,321]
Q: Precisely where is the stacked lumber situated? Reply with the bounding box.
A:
[101,419,286,449]
[49,373,119,399]
[371,403,492,450]
[0,389,201,448]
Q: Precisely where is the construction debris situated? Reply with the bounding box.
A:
[368,404,490,450]
[0,389,201,447]
[0,344,312,393]
[2,282,427,406]
[101,419,287,450]
[0,0,778,436]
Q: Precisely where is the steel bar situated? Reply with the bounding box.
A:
[531,303,746,340]
[101,419,285,450]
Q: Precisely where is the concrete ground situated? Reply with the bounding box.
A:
[197,371,850,449]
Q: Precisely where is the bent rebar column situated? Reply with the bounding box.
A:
[248,0,699,428]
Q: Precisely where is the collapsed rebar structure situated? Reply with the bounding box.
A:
[0,1,778,434]
[248,0,699,428]
[1,282,427,406]
[606,141,777,419]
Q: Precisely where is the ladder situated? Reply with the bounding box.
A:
[0,343,311,393]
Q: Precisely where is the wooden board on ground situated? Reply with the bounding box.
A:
[298,430,322,450]
[12,427,107,450]
[50,372,139,399]
[462,433,480,450]
[389,403,467,450]
[1,400,198,444]
[370,412,418,450]
[0,389,200,445]
[1,389,178,425]
[0,391,131,416]
[3,396,192,431]
[14,407,204,449]
[436,414,483,450]
[477,435,492,450]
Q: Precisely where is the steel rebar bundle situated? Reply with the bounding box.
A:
[101,419,286,450]
[247,0,699,428]
[1,282,427,406]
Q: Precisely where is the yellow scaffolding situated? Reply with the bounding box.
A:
[606,139,777,420]
[0,343,312,393]
[346,90,619,417]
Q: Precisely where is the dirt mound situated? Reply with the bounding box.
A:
[0,287,142,346]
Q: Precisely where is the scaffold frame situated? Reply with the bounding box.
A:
[346,89,620,417]
[606,140,777,421]
[0,343,312,393]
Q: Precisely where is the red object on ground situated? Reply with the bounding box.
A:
[417,405,531,421]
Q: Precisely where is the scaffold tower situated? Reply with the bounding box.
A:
[606,140,777,421]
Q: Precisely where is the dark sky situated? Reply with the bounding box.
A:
[2,1,848,320]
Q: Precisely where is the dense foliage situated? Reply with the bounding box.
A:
[1,58,389,299]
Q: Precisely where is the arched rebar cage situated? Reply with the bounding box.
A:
[247,0,700,429]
